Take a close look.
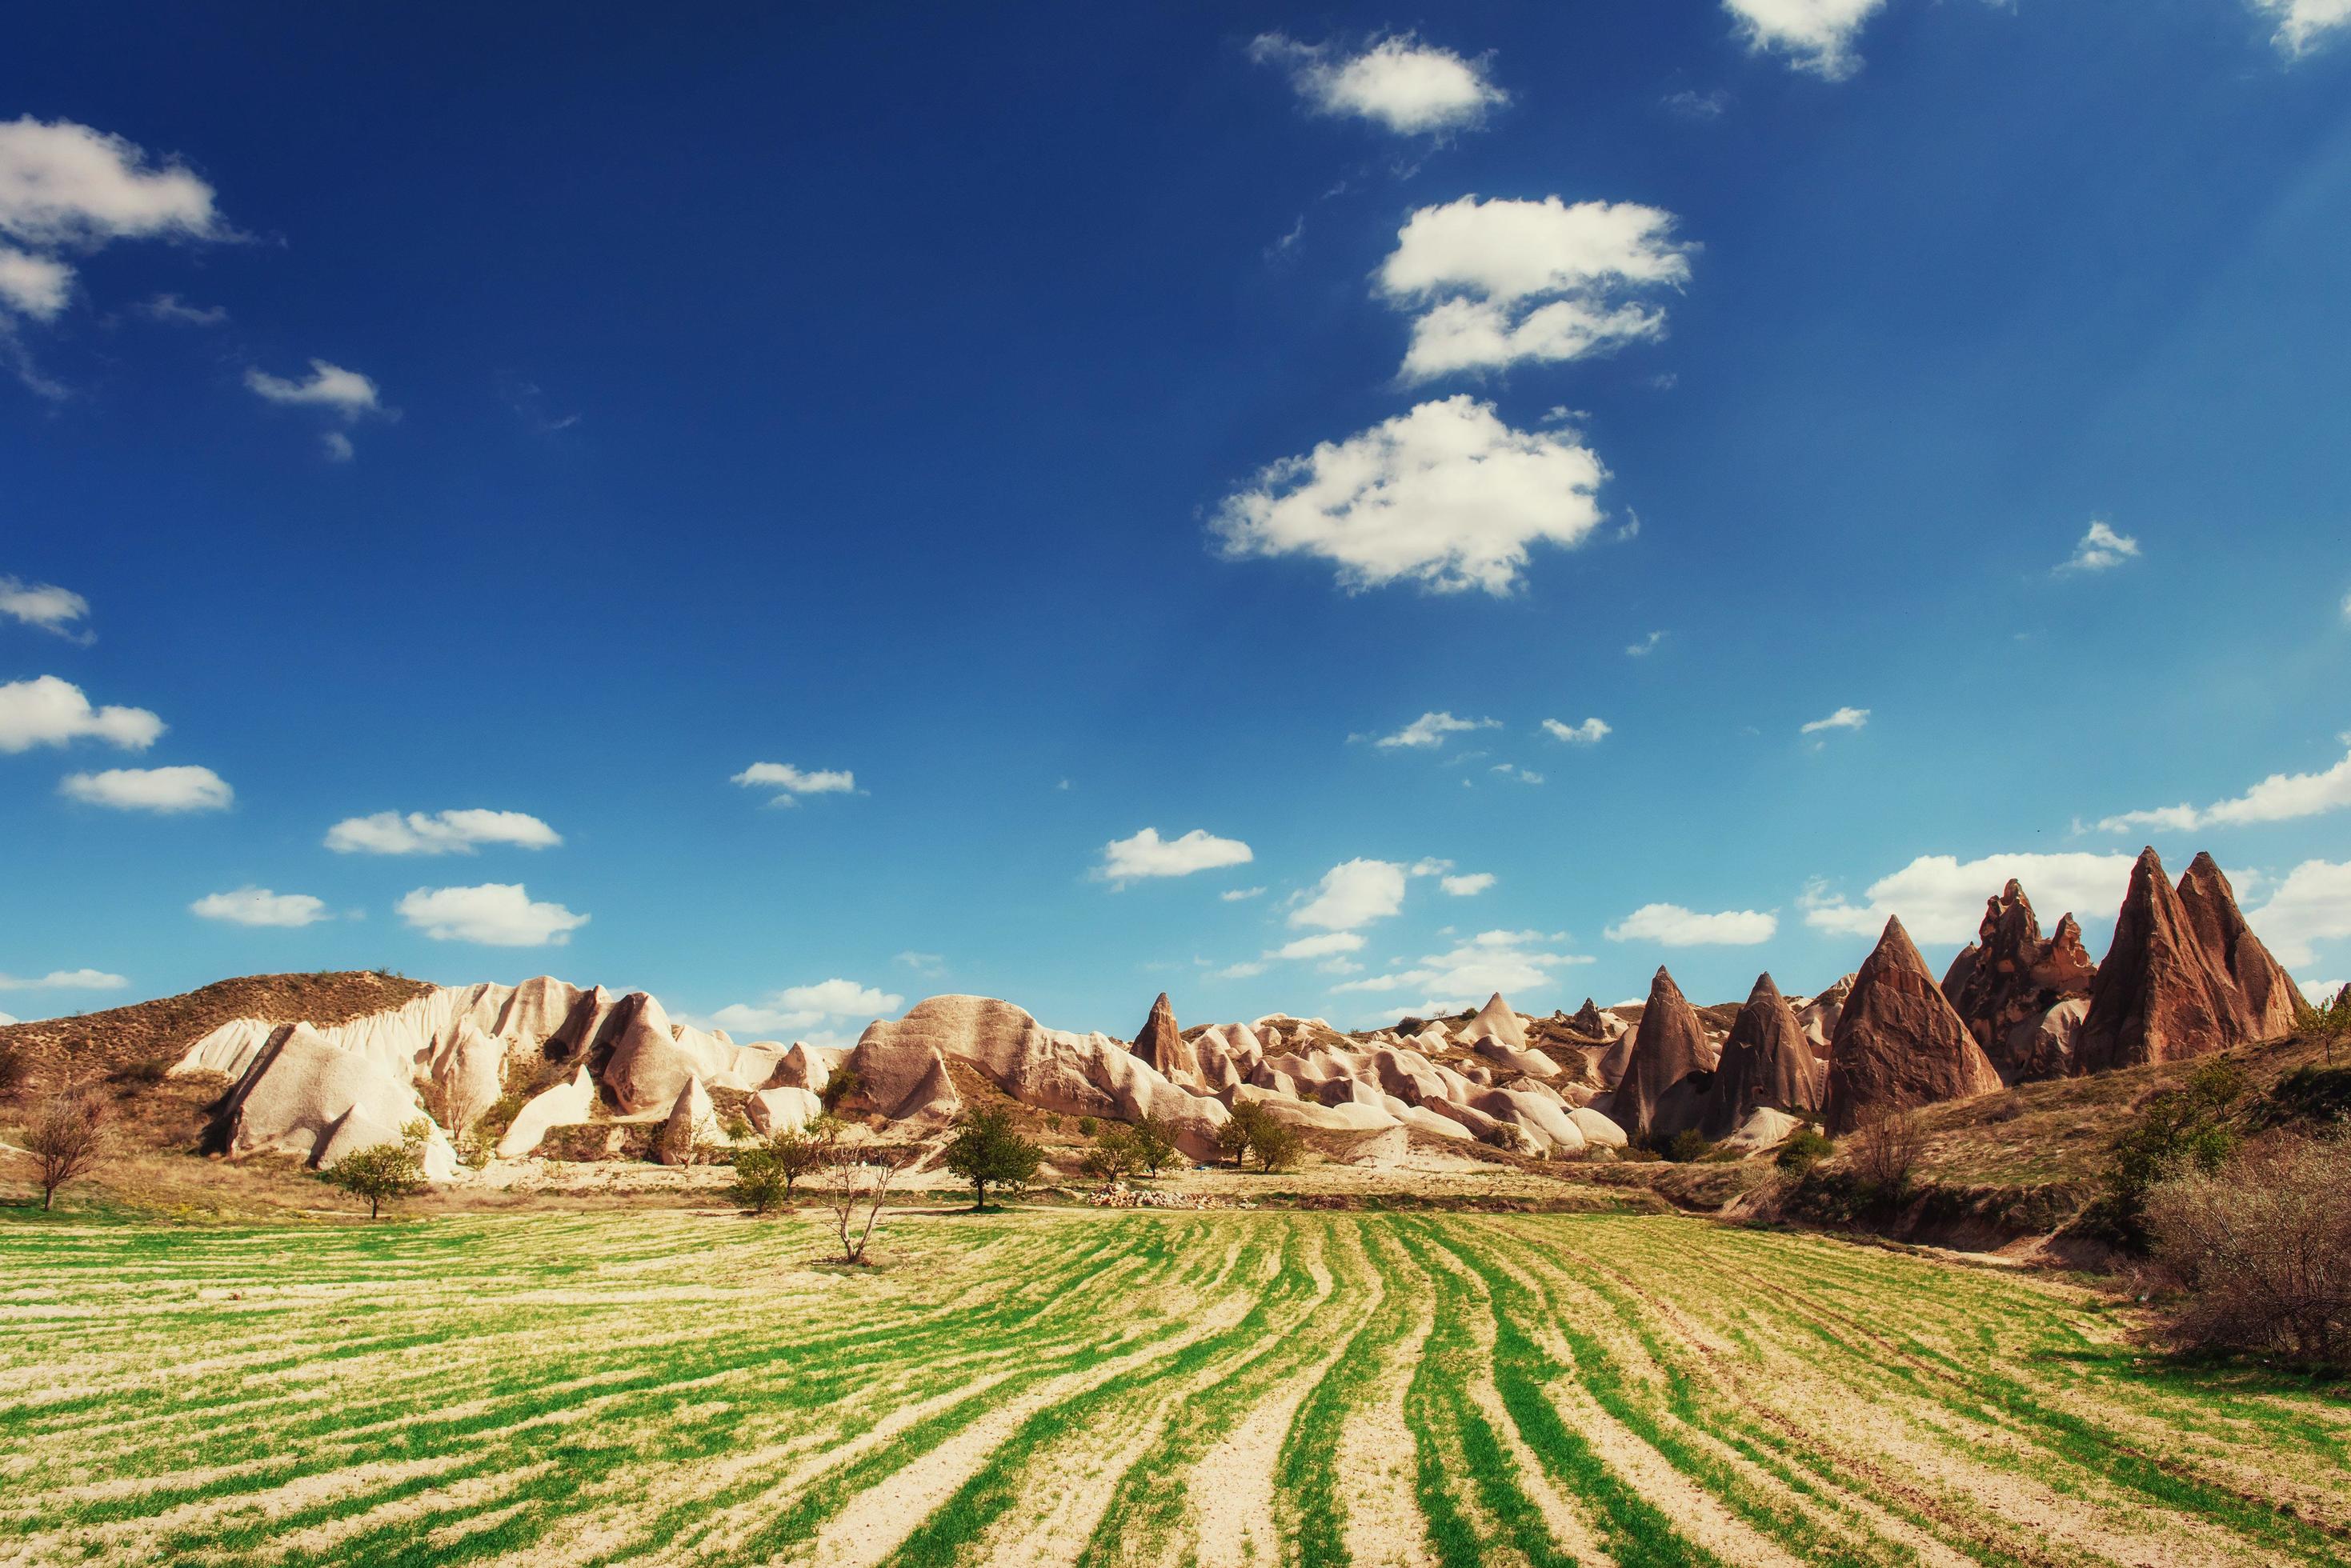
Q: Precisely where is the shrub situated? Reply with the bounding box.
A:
[1130,1114,1180,1176]
[1081,1126,1139,1185]
[25,1089,109,1211]
[2093,1058,2246,1247]
[0,1039,27,1100]
[2263,1065,2351,1130]
[2292,984,2350,1062]
[1846,1109,1925,1214]
[820,1065,863,1114]
[943,1106,1043,1210]
[1248,1117,1303,1174]
[729,1125,829,1215]
[320,1122,429,1219]
[1076,1115,1098,1138]
[1662,1129,1715,1163]
[2145,1134,2351,1366]
[1776,1125,1835,1174]
[1215,1113,1255,1168]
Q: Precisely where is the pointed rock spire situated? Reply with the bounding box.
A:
[1614,966,1715,1141]
[2175,853,2300,1039]
[1130,991,1200,1086]
[1821,916,2002,1134]
[1568,998,1608,1039]
[2077,848,2243,1074]
[1941,878,2098,1082]
[1457,992,1528,1051]
[1702,973,1824,1138]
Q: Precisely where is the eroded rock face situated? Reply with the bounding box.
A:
[1940,880,2098,1083]
[1567,998,1611,1040]
[1130,992,1199,1086]
[2077,848,2281,1074]
[1701,974,1823,1139]
[1820,917,2002,1134]
[216,1023,456,1178]
[1794,975,1854,1058]
[2175,853,2301,1041]
[1456,993,1529,1052]
[1612,967,1716,1142]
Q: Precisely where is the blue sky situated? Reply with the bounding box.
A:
[5,1,2350,1044]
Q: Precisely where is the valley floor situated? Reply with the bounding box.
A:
[2,1208,2345,1567]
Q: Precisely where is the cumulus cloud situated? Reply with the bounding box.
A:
[1377,195,1692,381]
[1336,928,1592,1011]
[1542,717,1610,745]
[244,359,380,415]
[1604,902,1777,946]
[2093,742,2351,835]
[0,966,126,991]
[0,577,91,640]
[703,978,904,1042]
[191,886,330,927]
[731,761,856,805]
[2250,859,2351,969]
[1801,851,2138,944]
[1441,872,1496,896]
[1271,932,1367,962]
[0,675,161,752]
[2301,978,2347,1005]
[1801,706,1869,735]
[1377,711,1498,749]
[0,118,225,334]
[326,809,562,856]
[1250,32,1507,134]
[2251,0,2351,57]
[1291,858,1408,930]
[2058,519,2141,574]
[1212,395,1610,596]
[1723,0,1888,79]
[396,883,588,946]
[1100,827,1255,884]
[59,765,230,813]
[0,247,70,318]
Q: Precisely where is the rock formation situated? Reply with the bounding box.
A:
[1940,880,2098,1083]
[2077,848,2299,1074]
[1456,993,1529,1052]
[1701,974,1823,1139]
[1130,992,1199,1086]
[1610,967,1716,1142]
[1820,917,2002,1134]
[1792,975,1853,1057]
[1566,998,1611,1040]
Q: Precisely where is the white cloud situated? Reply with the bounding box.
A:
[1407,858,1452,877]
[2252,859,2351,969]
[704,978,903,1041]
[1214,960,1270,980]
[731,761,856,805]
[0,118,222,247]
[1100,827,1255,883]
[1724,0,1888,79]
[1662,89,1731,120]
[2093,742,2351,835]
[1801,851,2138,944]
[1336,928,1592,1010]
[2301,978,2346,1005]
[0,577,91,639]
[1378,195,1692,381]
[1440,872,1496,896]
[1271,932,1367,962]
[1220,886,1268,902]
[243,360,380,415]
[894,950,945,976]
[1378,710,1498,749]
[1291,858,1408,930]
[2251,0,2351,57]
[1801,706,1869,735]
[1212,395,1610,596]
[0,675,161,751]
[2057,519,2141,574]
[0,966,126,992]
[191,886,330,927]
[1625,630,1668,657]
[138,292,227,326]
[59,765,230,813]
[326,809,562,856]
[1488,763,1544,784]
[1251,32,1507,134]
[0,1011,14,1026]
[320,430,354,463]
[1604,902,1777,946]
[0,246,70,318]
[1542,717,1610,745]
[396,883,588,947]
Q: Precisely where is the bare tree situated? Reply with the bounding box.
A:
[1846,1107,1925,1206]
[24,1090,109,1212]
[821,1142,903,1264]
[2146,1134,2351,1366]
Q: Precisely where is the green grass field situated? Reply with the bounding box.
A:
[3,1207,2345,1567]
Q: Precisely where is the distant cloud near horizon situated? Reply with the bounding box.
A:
[1336,927,1592,1011]
[1378,195,1692,382]
[1802,851,2137,945]
[2058,519,2141,574]
[1605,902,1776,946]
[327,809,561,855]
[732,762,856,806]
[0,966,127,992]
[396,882,588,946]
[1100,826,1254,884]
[60,765,231,813]
[191,886,330,927]
[1250,32,1507,135]
[2093,741,2351,835]
[0,675,161,752]
[1215,396,1610,596]
[1801,706,1869,736]
[704,977,903,1042]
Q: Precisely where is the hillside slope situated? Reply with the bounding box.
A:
[0,971,433,1089]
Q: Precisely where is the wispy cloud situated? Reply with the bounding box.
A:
[1800,706,1869,736]
[2057,519,2141,574]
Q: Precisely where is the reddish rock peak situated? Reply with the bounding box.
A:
[1614,966,1714,1140]
[1944,879,2098,1083]
[1821,916,2002,1134]
[1702,972,1820,1138]
[1130,991,1200,1086]
[2077,847,2237,1074]
[2175,853,2301,1040]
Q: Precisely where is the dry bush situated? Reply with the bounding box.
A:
[2145,1134,2351,1366]
[25,1089,111,1211]
[1847,1109,1926,1204]
[821,1143,903,1263]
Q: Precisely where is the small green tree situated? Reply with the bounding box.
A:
[1081,1126,1139,1184]
[730,1122,830,1216]
[943,1105,1043,1211]
[1775,1124,1834,1174]
[1216,1106,1260,1168]
[1129,1114,1180,1177]
[2098,1059,2246,1246]
[1248,1117,1304,1174]
[320,1121,429,1219]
